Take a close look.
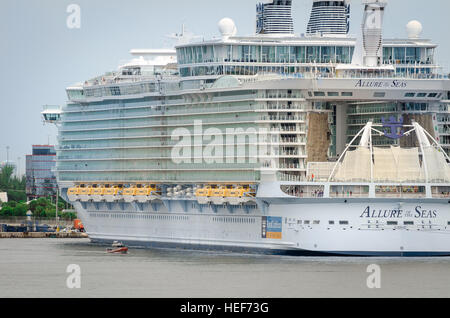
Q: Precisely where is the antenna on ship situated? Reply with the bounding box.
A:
[166,24,201,45]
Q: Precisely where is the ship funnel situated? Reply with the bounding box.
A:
[256,0,294,35]
[306,0,350,37]
[362,0,388,67]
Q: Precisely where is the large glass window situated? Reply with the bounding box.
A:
[262,46,276,63]
[336,46,351,63]
[383,47,393,64]
[306,46,320,63]
[250,45,260,62]
[426,48,434,64]
[295,46,306,63]
[321,46,335,63]
[406,47,417,64]
[394,47,406,64]
[276,46,289,63]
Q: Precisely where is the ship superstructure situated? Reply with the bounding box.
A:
[47,0,450,256]
[306,0,350,37]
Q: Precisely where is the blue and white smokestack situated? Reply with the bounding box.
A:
[306,0,351,37]
[256,0,294,35]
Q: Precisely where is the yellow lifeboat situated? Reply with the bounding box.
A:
[104,185,122,202]
[79,186,94,202]
[196,186,214,204]
[67,186,81,202]
[227,185,256,205]
[91,186,106,202]
[123,186,138,203]
[211,186,227,205]
[195,184,257,205]
[135,185,160,203]
[195,186,212,197]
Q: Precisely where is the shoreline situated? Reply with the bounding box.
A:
[0,232,88,239]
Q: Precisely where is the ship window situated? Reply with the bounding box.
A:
[327,92,339,97]
[313,220,320,225]
[374,92,386,98]
[339,221,349,225]
[304,220,310,225]
[417,93,427,98]
[404,221,414,225]
[297,220,302,224]
[405,93,415,97]
[428,93,438,98]
[329,221,335,225]
[314,92,325,97]
[341,92,353,97]
[387,221,398,226]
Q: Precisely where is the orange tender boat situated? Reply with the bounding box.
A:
[106,241,128,254]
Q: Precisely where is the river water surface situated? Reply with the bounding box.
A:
[1,238,450,298]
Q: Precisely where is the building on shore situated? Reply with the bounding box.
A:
[0,192,7,204]
[25,145,57,200]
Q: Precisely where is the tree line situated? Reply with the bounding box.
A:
[0,165,76,220]
[0,164,27,202]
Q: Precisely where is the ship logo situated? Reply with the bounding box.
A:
[261,216,282,240]
[381,116,405,139]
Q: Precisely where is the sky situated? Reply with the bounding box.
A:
[1,0,450,175]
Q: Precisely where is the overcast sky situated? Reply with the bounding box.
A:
[1,0,450,175]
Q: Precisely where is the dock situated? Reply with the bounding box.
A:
[0,232,89,239]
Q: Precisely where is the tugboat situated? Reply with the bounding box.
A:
[106,241,129,254]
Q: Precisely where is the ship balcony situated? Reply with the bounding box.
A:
[261,104,307,111]
[278,149,305,157]
[278,164,306,171]
[270,127,306,134]
[259,92,304,99]
[257,115,306,123]
[280,137,306,144]
[277,173,305,182]
[279,184,450,200]
[431,186,450,199]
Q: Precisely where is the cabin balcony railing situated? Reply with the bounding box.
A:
[277,173,305,182]
[259,115,305,121]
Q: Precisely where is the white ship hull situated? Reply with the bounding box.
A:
[71,195,450,256]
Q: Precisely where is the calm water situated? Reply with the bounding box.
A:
[1,238,450,298]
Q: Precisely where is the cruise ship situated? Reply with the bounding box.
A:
[44,0,450,256]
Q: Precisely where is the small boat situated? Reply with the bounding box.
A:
[106,241,128,254]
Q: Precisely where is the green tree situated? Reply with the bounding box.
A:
[0,165,14,190]
[7,190,26,202]
[0,165,26,202]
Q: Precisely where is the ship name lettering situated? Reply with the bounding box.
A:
[361,206,438,219]
[360,206,403,219]
[414,206,438,219]
[391,80,407,88]
[355,80,407,88]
